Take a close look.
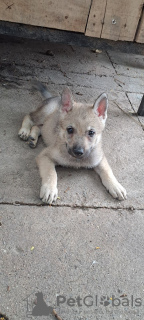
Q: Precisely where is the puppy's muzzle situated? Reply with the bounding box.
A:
[68,145,84,158]
[73,146,84,157]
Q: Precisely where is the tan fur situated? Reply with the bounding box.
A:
[18,84,127,203]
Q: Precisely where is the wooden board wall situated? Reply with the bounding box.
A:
[86,0,144,41]
[0,0,91,33]
[0,0,144,42]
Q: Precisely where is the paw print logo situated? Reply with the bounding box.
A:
[100,295,111,306]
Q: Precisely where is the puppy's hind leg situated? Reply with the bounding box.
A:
[28,125,41,148]
[18,115,33,141]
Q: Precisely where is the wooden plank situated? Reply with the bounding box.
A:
[135,9,144,43]
[101,0,143,41]
[0,0,91,33]
[86,0,143,42]
[85,0,107,37]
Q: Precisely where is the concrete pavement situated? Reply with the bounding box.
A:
[0,36,144,320]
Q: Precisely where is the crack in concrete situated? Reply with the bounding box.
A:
[0,74,125,91]
[125,92,137,113]
[2,59,144,79]
[113,101,144,130]
[106,51,117,75]
[125,92,144,130]
[0,201,143,211]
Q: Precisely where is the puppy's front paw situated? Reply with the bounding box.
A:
[107,181,127,201]
[40,183,58,204]
[18,127,30,141]
[28,136,37,148]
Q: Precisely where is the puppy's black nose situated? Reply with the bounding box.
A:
[73,146,84,157]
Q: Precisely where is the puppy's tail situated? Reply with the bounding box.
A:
[32,80,52,99]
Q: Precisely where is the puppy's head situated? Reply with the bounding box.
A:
[59,87,108,159]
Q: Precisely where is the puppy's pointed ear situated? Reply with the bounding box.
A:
[61,87,73,112]
[93,93,108,124]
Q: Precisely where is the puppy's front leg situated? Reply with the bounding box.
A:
[36,149,58,204]
[94,156,127,200]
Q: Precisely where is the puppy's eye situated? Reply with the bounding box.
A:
[67,126,74,134]
[88,130,95,137]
